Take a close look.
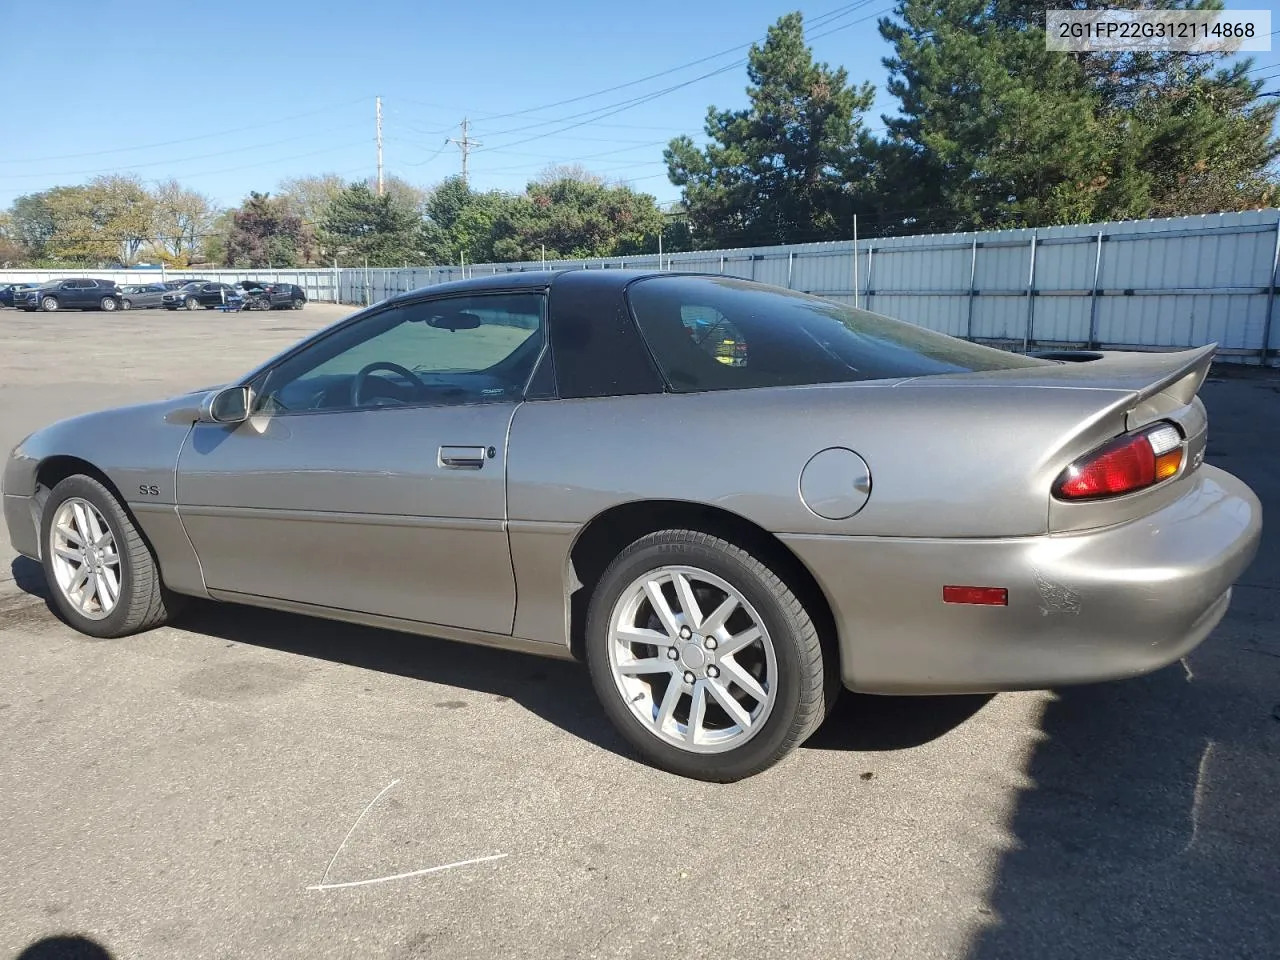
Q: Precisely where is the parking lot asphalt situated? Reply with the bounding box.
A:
[1,304,1277,960]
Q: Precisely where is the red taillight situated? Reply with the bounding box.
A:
[943,585,1008,605]
[1054,423,1184,500]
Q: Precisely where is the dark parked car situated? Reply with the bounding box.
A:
[0,283,39,307]
[161,281,241,311]
[236,281,307,310]
[16,278,123,312]
[119,283,169,310]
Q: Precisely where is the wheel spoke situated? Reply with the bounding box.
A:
[717,626,761,658]
[57,524,83,549]
[719,655,768,704]
[69,564,91,597]
[99,550,119,567]
[654,677,683,732]
[707,679,753,730]
[616,625,670,649]
[685,680,708,745]
[53,545,82,562]
[700,595,738,635]
[643,579,681,639]
[88,571,105,609]
[71,503,92,543]
[98,568,119,607]
[617,658,674,677]
[672,573,702,629]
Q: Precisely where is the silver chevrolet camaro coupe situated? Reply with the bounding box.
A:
[2,270,1263,780]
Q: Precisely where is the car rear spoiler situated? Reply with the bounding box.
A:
[1126,343,1216,407]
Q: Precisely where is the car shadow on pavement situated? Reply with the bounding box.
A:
[15,935,114,959]
[967,378,1280,960]
[10,554,987,760]
[964,659,1280,960]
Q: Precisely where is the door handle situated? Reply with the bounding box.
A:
[439,445,488,469]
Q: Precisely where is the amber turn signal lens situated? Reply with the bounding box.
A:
[1155,449,1182,480]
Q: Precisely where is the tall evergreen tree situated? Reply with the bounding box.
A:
[319,182,420,266]
[874,0,1279,232]
[665,12,875,248]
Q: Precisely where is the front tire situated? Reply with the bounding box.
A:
[120,298,132,310]
[585,529,829,782]
[185,297,198,311]
[40,475,184,638]
[41,296,59,312]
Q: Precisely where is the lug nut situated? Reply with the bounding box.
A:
[679,626,692,640]
[683,671,696,685]
[667,647,679,660]
[707,665,720,679]
[704,636,717,650]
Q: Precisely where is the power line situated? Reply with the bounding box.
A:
[475,0,878,124]
[472,8,889,155]
[0,98,369,166]
[0,124,368,183]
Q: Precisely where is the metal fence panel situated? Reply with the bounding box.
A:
[5,210,1278,363]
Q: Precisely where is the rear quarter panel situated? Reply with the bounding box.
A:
[504,380,1138,645]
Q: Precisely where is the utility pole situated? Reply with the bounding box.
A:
[375,96,384,196]
[447,118,480,184]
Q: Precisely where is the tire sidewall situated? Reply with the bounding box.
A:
[40,476,138,639]
[585,535,811,781]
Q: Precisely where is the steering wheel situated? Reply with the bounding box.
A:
[351,361,426,407]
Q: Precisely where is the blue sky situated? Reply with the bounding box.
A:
[1,0,1277,212]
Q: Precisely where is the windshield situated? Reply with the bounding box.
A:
[627,276,1051,392]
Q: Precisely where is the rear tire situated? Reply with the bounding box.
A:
[291,298,305,310]
[100,297,117,311]
[585,529,830,782]
[39,475,185,638]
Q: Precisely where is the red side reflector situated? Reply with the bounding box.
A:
[943,585,1009,606]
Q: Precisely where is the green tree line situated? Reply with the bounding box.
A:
[2,3,1275,268]
[669,3,1278,246]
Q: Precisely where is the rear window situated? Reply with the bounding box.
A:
[627,276,1050,392]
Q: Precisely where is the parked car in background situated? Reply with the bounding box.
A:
[0,283,39,307]
[236,281,307,310]
[161,281,241,311]
[119,284,169,310]
[15,278,123,312]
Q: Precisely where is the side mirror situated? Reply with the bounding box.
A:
[199,385,251,424]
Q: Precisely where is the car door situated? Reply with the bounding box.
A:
[79,280,101,308]
[175,290,548,636]
[55,280,80,306]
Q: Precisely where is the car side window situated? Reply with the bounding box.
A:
[254,292,547,415]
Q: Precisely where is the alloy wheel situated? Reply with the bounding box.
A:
[607,565,777,754]
[48,497,122,620]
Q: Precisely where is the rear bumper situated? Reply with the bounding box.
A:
[783,465,1262,695]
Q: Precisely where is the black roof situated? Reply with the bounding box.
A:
[384,268,667,306]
